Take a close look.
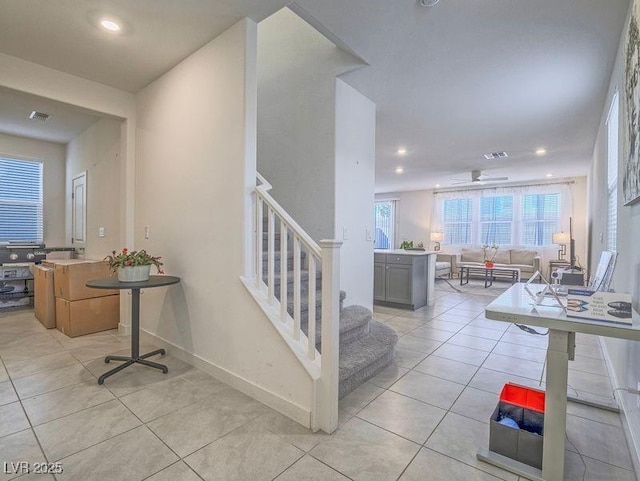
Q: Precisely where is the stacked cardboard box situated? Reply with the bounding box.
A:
[37,259,120,337]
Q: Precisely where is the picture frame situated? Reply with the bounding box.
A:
[624,0,640,205]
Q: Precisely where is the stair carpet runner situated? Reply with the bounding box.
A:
[262,230,398,398]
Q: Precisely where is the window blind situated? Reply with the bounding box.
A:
[480,196,513,245]
[521,194,559,246]
[374,201,395,249]
[443,198,472,245]
[0,158,43,242]
[606,92,619,252]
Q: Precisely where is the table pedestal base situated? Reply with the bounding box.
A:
[98,348,167,385]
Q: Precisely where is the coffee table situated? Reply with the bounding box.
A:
[460,265,520,288]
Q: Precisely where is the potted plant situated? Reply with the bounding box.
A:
[105,248,164,282]
[482,244,499,268]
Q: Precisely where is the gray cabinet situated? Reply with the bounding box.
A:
[374,253,429,310]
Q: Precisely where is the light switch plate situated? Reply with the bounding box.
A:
[98,227,105,238]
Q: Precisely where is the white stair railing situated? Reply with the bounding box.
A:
[249,173,341,433]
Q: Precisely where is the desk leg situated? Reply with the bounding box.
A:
[542,329,571,481]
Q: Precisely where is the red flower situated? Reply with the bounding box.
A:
[122,248,128,254]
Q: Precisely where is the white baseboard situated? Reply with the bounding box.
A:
[598,336,640,475]
[118,322,131,335]
[138,328,312,429]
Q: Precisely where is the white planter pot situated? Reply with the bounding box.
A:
[117,265,151,282]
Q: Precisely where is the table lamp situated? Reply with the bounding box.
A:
[552,232,570,260]
[430,232,444,251]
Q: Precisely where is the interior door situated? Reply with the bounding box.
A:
[71,171,87,245]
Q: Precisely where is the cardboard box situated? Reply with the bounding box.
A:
[49,260,118,301]
[56,294,120,337]
[34,266,56,328]
[567,289,633,325]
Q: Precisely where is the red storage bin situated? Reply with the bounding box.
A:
[500,383,545,413]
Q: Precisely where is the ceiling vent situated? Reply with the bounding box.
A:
[418,0,440,6]
[29,111,51,122]
[483,151,508,160]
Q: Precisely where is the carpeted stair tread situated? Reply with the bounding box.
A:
[338,321,398,399]
[300,304,371,346]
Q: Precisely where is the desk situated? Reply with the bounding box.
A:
[86,275,181,385]
[477,283,640,481]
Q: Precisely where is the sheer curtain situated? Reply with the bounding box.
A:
[431,182,575,266]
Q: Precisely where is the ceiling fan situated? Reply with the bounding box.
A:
[451,170,509,185]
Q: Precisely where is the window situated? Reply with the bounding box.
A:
[480,195,513,245]
[374,200,395,249]
[606,92,619,252]
[443,198,472,245]
[0,158,43,242]
[521,193,559,246]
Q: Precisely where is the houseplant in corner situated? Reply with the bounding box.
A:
[105,248,164,282]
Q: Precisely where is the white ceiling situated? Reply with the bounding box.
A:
[0,87,101,144]
[294,0,630,192]
[0,0,631,190]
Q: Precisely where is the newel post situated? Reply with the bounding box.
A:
[318,239,342,434]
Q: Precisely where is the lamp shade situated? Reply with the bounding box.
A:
[430,232,444,242]
[552,232,570,245]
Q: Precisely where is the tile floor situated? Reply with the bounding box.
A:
[0,281,636,481]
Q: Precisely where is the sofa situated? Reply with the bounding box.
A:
[449,248,541,280]
[435,254,453,278]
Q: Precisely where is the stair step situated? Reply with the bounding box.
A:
[301,304,371,348]
[338,321,398,399]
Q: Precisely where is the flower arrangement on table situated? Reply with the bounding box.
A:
[105,248,164,282]
[482,244,499,267]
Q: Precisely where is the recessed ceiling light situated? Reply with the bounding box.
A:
[545,173,553,178]
[536,148,547,156]
[435,184,441,188]
[397,148,407,155]
[99,18,121,32]
[395,167,404,174]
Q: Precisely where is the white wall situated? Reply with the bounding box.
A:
[0,132,66,246]
[65,118,121,259]
[334,79,376,309]
[135,19,313,423]
[257,8,365,241]
[589,0,640,468]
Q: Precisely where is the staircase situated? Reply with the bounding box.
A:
[263,231,398,398]
[244,173,397,433]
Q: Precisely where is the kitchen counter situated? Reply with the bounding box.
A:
[374,250,437,310]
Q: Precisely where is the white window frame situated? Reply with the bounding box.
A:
[374,200,397,250]
[606,91,619,252]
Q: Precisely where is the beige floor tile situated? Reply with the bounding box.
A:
[275,455,350,481]
[394,348,428,369]
[251,410,327,452]
[390,370,465,410]
[339,382,384,415]
[566,415,633,470]
[13,363,94,399]
[367,362,410,389]
[569,354,608,376]
[310,417,420,481]
[446,333,498,352]
[384,317,426,335]
[433,343,489,366]
[396,335,441,355]
[468,368,543,395]
[458,325,505,341]
[408,326,454,342]
[482,353,544,381]
[450,386,499,424]
[492,342,547,363]
[34,399,141,461]
[0,365,8,384]
[564,450,636,481]
[0,381,18,406]
[56,426,178,481]
[0,430,46,481]
[145,461,202,481]
[399,447,504,481]
[0,402,30,438]
[426,412,518,481]
[148,397,250,457]
[357,390,446,443]
[184,422,304,481]
[4,351,79,380]
[424,319,467,332]
[567,369,612,396]
[414,355,479,385]
[119,377,211,422]
[22,383,114,426]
